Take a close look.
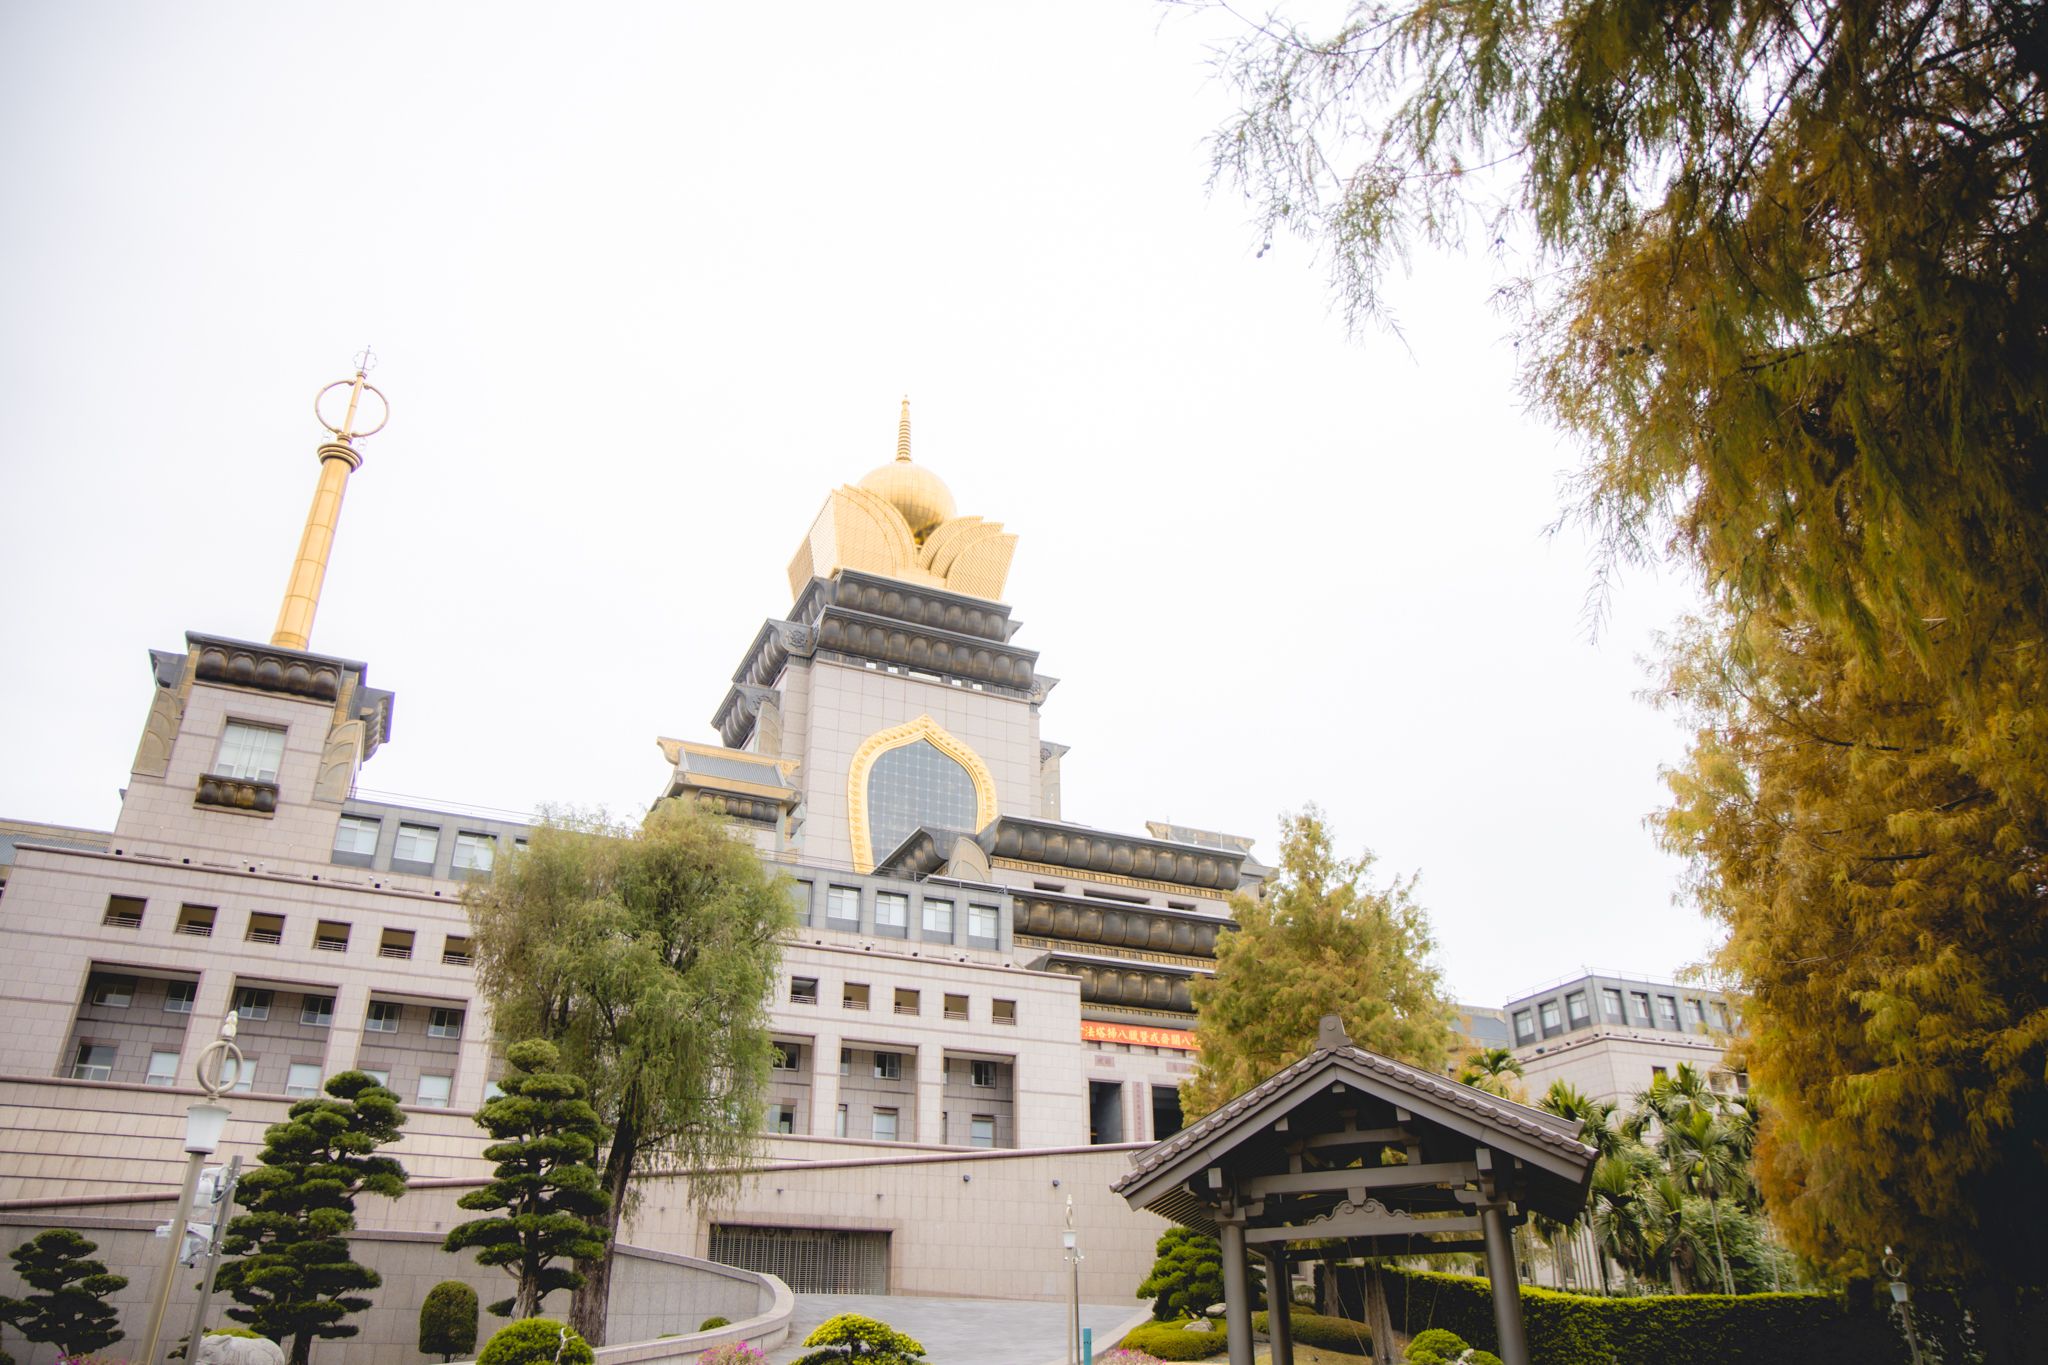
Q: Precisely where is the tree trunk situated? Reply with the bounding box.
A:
[289,1331,313,1365]
[569,1111,638,1345]
[1707,1198,1734,1295]
[515,1270,541,1321]
[1361,1260,1399,1364]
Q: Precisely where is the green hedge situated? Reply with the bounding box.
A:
[1380,1267,1907,1365]
[1253,1310,1371,1356]
[1116,1320,1226,1360]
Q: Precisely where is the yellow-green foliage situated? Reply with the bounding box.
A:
[1253,1310,1371,1356]
[792,1313,926,1365]
[476,1318,594,1365]
[1183,807,1453,1119]
[1116,1320,1226,1361]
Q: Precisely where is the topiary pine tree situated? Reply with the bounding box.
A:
[213,1070,407,1365]
[1134,1226,1264,1322]
[419,1281,479,1362]
[791,1313,926,1365]
[444,1039,611,1318]
[0,1228,128,1355]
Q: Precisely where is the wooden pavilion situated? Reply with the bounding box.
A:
[1113,1016,1597,1365]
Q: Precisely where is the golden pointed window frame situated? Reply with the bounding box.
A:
[847,714,999,874]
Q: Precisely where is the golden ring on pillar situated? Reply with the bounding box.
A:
[314,378,391,439]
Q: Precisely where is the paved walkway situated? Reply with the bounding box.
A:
[769,1293,1150,1365]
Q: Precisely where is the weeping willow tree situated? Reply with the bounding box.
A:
[466,800,797,1344]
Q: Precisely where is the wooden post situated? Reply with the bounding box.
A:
[1219,1218,1255,1365]
[1263,1250,1295,1365]
[1479,1204,1531,1365]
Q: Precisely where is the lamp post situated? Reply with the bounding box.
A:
[1062,1196,1083,1365]
[1883,1247,1925,1365]
[139,1013,241,1365]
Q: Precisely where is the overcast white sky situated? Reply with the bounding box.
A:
[0,3,1718,1006]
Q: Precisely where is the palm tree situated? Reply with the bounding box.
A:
[1456,1047,1524,1098]
[1662,1108,1745,1293]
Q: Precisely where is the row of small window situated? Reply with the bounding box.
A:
[820,887,998,939]
[87,977,463,1037]
[101,896,473,964]
[771,1043,1003,1088]
[788,978,1017,1024]
[762,1102,998,1148]
[334,815,516,873]
[1514,987,1734,1044]
[69,1041,455,1106]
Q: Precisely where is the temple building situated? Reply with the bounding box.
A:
[0,378,1264,1315]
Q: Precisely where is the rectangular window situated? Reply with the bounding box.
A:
[1655,995,1681,1029]
[1682,998,1704,1029]
[332,815,380,860]
[894,988,920,1016]
[416,1074,453,1108]
[970,1116,995,1149]
[992,999,1016,1026]
[286,1063,322,1098]
[300,995,335,1027]
[874,892,908,932]
[1538,1000,1562,1035]
[766,1103,795,1134]
[247,912,285,945]
[213,721,286,783]
[772,1043,801,1070]
[790,977,819,1005]
[428,1008,465,1039]
[360,1068,390,1088]
[839,1047,852,1077]
[393,823,440,868]
[826,886,860,925]
[452,832,496,875]
[234,987,272,1020]
[1651,1065,1669,1082]
[1565,991,1590,1027]
[70,1042,115,1082]
[1629,991,1653,1025]
[843,982,870,1011]
[970,1060,998,1088]
[163,980,196,1015]
[365,1001,401,1033]
[923,898,954,937]
[872,1108,898,1142]
[944,993,969,1021]
[1601,988,1626,1022]
[89,976,134,1008]
[1708,1000,1731,1031]
[968,904,999,942]
[379,928,415,960]
[314,920,350,952]
[146,1050,180,1087]
[835,1104,848,1137]
[442,935,472,966]
[102,895,145,928]
[873,1052,902,1080]
[1513,1010,1535,1043]
[230,1056,257,1092]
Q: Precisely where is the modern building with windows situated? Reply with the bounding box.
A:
[0,389,1264,1313]
[1503,971,1743,1107]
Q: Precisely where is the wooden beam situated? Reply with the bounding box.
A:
[1299,1127,1414,1151]
[1244,1212,1482,1245]
[1243,1161,1477,1198]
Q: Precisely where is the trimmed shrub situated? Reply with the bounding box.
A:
[699,1317,731,1332]
[420,1282,479,1362]
[1252,1310,1372,1356]
[1465,1353,1503,1365]
[1116,1320,1227,1362]
[697,1344,766,1365]
[1380,1267,1908,1365]
[792,1313,926,1365]
[476,1318,595,1365]
[1406,1327,1468,1361]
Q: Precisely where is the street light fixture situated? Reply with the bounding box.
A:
[139,1013,242,1365]
[1063,1196,1083,1365]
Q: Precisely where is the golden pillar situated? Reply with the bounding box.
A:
[271,356,387,652]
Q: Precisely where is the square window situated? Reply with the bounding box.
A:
[970,1116,995,1149]
[765,1103,795,1134]
[843,982,870,1011]
[968,904,999,942]
[772,1043,801,1070]
[314,921,350,952]
[894,988,920,1016]
[102,895,145,928]
[875,892,908,931]
[416,1074,453,1108]
[379,928,415,960]
[163,980,197,1014]
[826,886,860,924]
[366,1001,401,1033]
[333,815,380,859]
[873,1052,902,1080]
[991,999,1016,1026]
[70,1042,115,1082]
[1651,1065,1669,1082]
[923,898,954,937]
[394,823,440,867]
[146,1050,180,1087]
[247,912,285,945]
[300,995,335,1027]
[452,832,496,874]
[944,993,969,1021]
[286,1063,322,1098]
[213,721,286,784]
[970,1060,998,1088]
[234,987,272,1021]
[442,936,473,966]
[872,1108,898,1142]
[231,1056,258,1092]
[790,977,819,1005]
[428,1008,464,1039]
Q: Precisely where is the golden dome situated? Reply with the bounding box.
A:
[856,399,955,542]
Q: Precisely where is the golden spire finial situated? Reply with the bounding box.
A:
[896,396,912,463]
[270,350,390,651]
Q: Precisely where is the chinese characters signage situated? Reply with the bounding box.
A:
[1081,1021,1198,1052]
